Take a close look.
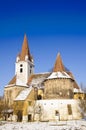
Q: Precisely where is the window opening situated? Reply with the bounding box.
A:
[20,64,23,67]
[67,104,72,115]
[20,68,23,73]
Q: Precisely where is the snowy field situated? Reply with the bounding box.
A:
[0,120,86,130]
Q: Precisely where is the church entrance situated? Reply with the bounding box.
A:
[28,114,32,121]
[55,110,60,121]
[37,95,42,100]
[17,110,22,122]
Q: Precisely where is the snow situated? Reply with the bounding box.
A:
[31,77,45,85]
[14,87,32,101]
[30,73,50,86]
[47,72,71,79]
[74,88,79,93]
[0,120,86,130]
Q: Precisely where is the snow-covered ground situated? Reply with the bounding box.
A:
[0,120,86,130]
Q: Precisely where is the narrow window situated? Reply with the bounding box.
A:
[67,104,72,115]
[20,68,23,73]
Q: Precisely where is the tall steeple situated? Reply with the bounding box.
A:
[53,53,65,72]
[15,34,34,86]
[20,34,32,61]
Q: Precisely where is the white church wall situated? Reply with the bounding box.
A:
[22,115,28,122]
[15,61,33,86]
[34,100,82,121]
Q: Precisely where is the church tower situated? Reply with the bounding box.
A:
[15,34,34,86]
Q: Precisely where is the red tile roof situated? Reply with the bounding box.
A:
[19,34,32,61]
[53,53,65,72]
[27,73,51,85]
[53,53,79,89]
[8,76,16,85]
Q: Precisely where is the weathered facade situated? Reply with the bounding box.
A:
[4,35,84,122]
[13,88,36,122]
[44,78,74,99]
[4,85,26,107]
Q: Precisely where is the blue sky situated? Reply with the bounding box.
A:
[0,0,86,95]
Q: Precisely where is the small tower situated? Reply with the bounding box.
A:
[15,34,34,86]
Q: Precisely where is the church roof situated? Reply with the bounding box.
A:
[8,76,16,85]
[53,53,65,72]
[27,73,51,86]
[47,71,71,79]
[52,53,79,89]
[14,87,32,101]
[19,34,32,61]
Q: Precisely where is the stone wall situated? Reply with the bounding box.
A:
[44,78,74,99]
[13,88,36,122]
[4,86,26,107]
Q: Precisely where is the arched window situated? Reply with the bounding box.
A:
[20,68,23,73]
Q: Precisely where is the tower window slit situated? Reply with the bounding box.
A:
[20,68,23,73]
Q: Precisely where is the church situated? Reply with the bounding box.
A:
[4,35,84,122]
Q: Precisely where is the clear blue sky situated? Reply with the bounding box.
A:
[0,0,86,95]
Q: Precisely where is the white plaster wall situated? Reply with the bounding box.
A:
[22,116,28,122]
[15,61,34,86]
[12,115,17,122]
[35,100,82,121]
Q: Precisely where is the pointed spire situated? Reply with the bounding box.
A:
[53,53,65,72]
[20,34,32,61]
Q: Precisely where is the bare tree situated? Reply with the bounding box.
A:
[80,82,86,93]
[79,99,86,118]
[0,96,4,119]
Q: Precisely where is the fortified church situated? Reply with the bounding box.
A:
[4,35,84,122]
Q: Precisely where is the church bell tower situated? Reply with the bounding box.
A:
[15,34,34,86]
